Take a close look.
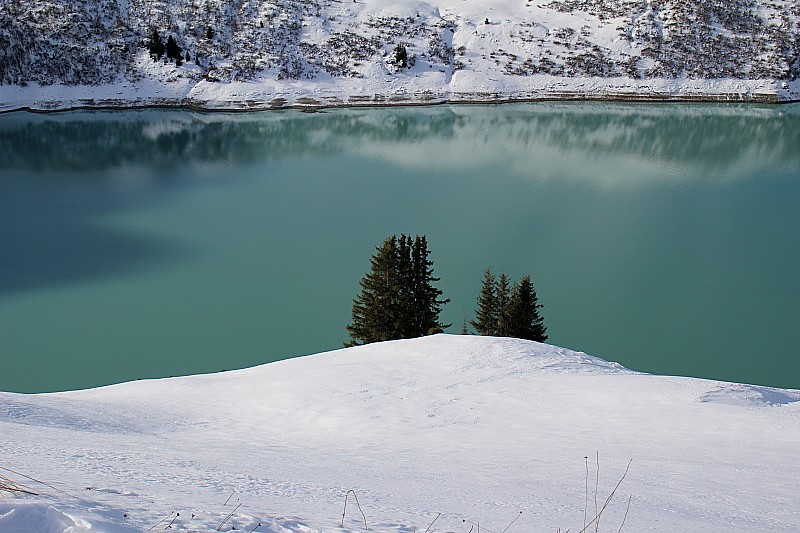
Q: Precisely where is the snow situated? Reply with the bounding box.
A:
[1,335,799,532]
[0,503,92,533]
[2,0,800,111]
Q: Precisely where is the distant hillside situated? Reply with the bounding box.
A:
[1,0,799,109]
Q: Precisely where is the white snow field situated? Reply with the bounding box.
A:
[1,335,799,532]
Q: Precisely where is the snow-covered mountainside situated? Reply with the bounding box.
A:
[1,0,799,111]
[1,335,799,532]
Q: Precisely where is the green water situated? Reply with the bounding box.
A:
[1,103,798,393]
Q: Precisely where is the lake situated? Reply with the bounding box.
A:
[1,102,798,393]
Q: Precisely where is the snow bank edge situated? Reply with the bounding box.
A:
[2,77,799,114]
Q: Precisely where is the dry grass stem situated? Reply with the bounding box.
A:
[0,465,74,499]
[583,456,589,532]
[340,489,369,530]
[577,459,632,533]
[0,473,38,496]
[147,511,175,531]
[616,495,632,533]
[501,510,523,533]
[217,502,242,531]
[594,452,599,533]
[424,512,441,533]
[164,512,180,529]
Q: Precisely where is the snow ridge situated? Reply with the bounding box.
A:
[1,336,799,532]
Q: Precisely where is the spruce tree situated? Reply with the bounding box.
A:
[472,270,547,341]
[166,35,182,63]
[148,28,165,60]
[346,234,448,346]
[509,275,547,341]
[396,234,414,336]
[471,268,498,335]
[410,235,449,336]
[346,236,402,346]
[394,44,408,68]
[495,272,512,337]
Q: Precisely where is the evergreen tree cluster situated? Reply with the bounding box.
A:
[346,234,449,346]
[148,28,184,66]
[347,237,547,346]
[394,44,408,69]
[471,268,547,342]
[148,28,165,61]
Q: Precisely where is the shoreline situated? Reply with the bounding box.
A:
[2,82,798,115]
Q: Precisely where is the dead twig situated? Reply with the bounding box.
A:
[594,452,599,533]
[583,456,589,532]
[578,459,632,533]
[616,495,632,533]
[217,502,242,531]
[424,512,441,533]
[164,512,180,529]
[501,511,522,533]
[147,511,175,531]
[0,473,38,496]
[463,519,488,533]
[0,465,75,499]
[340,489,368,530]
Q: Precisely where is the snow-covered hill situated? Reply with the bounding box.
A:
[1,335,799,532]
[1,0,799,111]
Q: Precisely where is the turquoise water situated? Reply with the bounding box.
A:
[1,103,798,392]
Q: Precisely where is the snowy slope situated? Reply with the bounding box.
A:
[1,0,800,111]
[1,335,799,532]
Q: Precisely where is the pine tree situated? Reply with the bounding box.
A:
[495,272,512,337]
[410,235,449,336]
[459,316,470,335]
[508,275,547,341]
[166,35,182,63]
[472,270,547,341]
[148,28,165,60]
[346,234,448,346]
[471,268,498,335]
[396,234,414,336]
[346,236,400,346]
[394,44,408,69]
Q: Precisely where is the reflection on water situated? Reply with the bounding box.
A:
[0,103,798,393]
[2,103,799,178]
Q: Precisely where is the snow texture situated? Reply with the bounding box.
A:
[1,0,800,111]
[1,335,799,532]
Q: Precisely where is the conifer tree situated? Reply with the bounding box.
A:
[459,316,470,335]
[166,35,182,63]
[508,275,547,341]
[472,270,547,341]
[346,234,448,346]
[396,234,414,336]
[471,268,498,335]
[148,28,165,60]
[495,272,512,337]
[410,235,449,336]
[346,235,402,346]
[394,44,408,68]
